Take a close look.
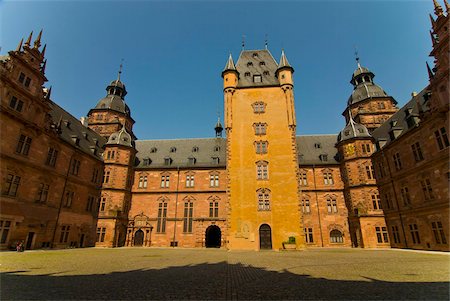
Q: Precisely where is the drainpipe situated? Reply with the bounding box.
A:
[51,154,74,248]
[172,166,180,247]
[312,164,324,247]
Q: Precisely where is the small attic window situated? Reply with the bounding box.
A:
[252,53,258,58]
[298,154,304,161]
[150,147,157,153]
[111,136,116,141]
[143,158,151,166]
[259,61,265,66]
[245,72,250,77]
[247,62,253,67]
[82,132,88,139]
[263,71,269,76]
[253,75,262,83]
[214,146,220,152]
[344,130,350,136]
[188,157,196,165]
[212,157,220,164]
[164,157,172,165]
[93,138,98,146]
[192,146,199,152]
[170,147,177,153]
[101,104,106,108]
[319,154,328,162]
[358,128,364,133]
[64,120,71,129]
[71,135,80,146]
[314,143,322,149]
[123,137,128,142]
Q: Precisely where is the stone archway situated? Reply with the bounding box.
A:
[205,225,221,248]
[259,224,272,250]
[134,229,144,246]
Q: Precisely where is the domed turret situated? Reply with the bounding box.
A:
[337,115,371,143]
[348,63,388,105]
[107,125,133,148]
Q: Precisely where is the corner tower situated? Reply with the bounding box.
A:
[223,49,304,250]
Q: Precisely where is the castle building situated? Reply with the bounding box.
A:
[0,1,448,251]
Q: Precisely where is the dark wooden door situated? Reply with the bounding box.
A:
[259,224,272,250]
[134,230,144,246]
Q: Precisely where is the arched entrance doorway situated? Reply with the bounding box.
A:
[134,230,144,246]
[205,225,221,248]
[259,224,272,250]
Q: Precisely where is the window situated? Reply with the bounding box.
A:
[362,143,371,154]
[263,71,269,76]
[0,220,11,244]
[383,193,392,210]
[96,227,106,242]
[375,226,389,243]
[143,158,151,166]
[192,146,199,152]
[378,102,385,109]
[323,171,334,185]
[411,142,424,162]
[188,157,196,165]
[209,201,219,218]
[319,154,328,162]
[100,197,106,212]
[435,127,449,150]
[244,72,250,77]
[150,147,157,153]
[247,61,253,66]
[409,224,421,244]
[305,228,314,243]
[259,61,265,66]
[170,147,177,153]
[420,178,434,200]
[254,123,267,135]
[212,157,220,164]
[86,195,95,212]
[255,141,268,154]
[36,183,49,203]
[64,191,74,207]
[103,171,110,184]
[160,175,170,188]
[431,221,447,244]
[183,202,193,233]
[327,198,338,213]
[365,165,375,179]
[256,161,268,180]
[4,174,21,197]
[18,72,25,83]
[314,143,322,149]
[157,201,168,233]
[253,75,262,83]
[186,174,195,187]
[24,77,31,87]
[377,162,385,179]
[301,199,311,214]
[252,102,265,113]
[106,150,116,160]
[330,230,343,243]
[164,157,172,166]
[392,225,401,243]
[400,186,411,205]
[91,168,99,183]
[138,176,148,188]
[299,171,308,186]
[70,159,81,176]
[257,189,270,211]
[393,153,402,171]
[210,174,219,187]
[9,96,24,112]
[372,194,382,210]
[16,134,32,155]
[45,147,58,167]
[59,226,70,243]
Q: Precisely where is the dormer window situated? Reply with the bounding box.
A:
[164,157,172,166]
[150,147,157,153]
[263,71,269,76]
[64,120,71,129]
[247,62,253,67]
[252,53,258,58]
[192,146,199,152]
[188,157,196,165]
[344,130,350,136]
[259,61,265,66]
[358,128,364,133]
[71,135,80,146]
[319,154,328,162]
[314,143,322,149]
[170,147,177,153]
[143,158,151,166]
[253,75,262,83]
[214,146,220,152]
[212,157,220,164]
[245,72,251,77]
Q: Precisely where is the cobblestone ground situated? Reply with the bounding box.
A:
[1,247,449,300]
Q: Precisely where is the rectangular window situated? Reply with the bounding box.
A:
[4,174,21,197]
[45,147,58,167]
[16,134,32,155]
[372,194,382,210]
[0,220,12,244]
[323,172,334,185]
[431,221,447,244]
[420,178,434,200]
[393,153,402,171]
[411,142,424,162]
[392,225,401,244]
[304,228,314,243]
[409,224,421,244]
[24,77,31,87]
[157,202,168,233]
[362,144,371,154]
[435,127,449,150]
[377,162,385,179]
[254,123,267,135]
[401,187,411,206]
[255,141,268,154]
[366,165,375,180]
[36,183,49,203]
[253,102,265,113]
[138,176,148,188]
[100,197,106,212]
[59,226,70,243]
[301,199,311,214]
[210,174,219,187]
[299,172,308,186]
[18,72,25,83]
[85,196,94,212]
[70,159,81,175]
[9,96,24,112]
[96,227,106,242]
[103,171,110,184]
[375,226,389,243]
[257,190,270,211]
[91,168,99,183]
[64,191,74,208]
[183,202,193,233]
[160,175,169,188]
[186,175,195,187]
[383,193,392,210]
[327,198,338,213]
[256,163,268,180]
[253,74,262,83]
[209,201,219,218]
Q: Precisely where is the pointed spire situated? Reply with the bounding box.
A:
[433,0,444,16]
[430,30,438,46]
[278,49,292,68]
[24,31,33,47]
[444,0,450,12]
[223,53,236,71]
[33,29,43,49]
[429,13,436,28]
[41,59,47,74]
[16,38,23,52]
[41,44,47,57]
[117,59,123,81]
[426,62,434,79]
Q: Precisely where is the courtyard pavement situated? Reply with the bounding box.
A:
[0,247,449,300]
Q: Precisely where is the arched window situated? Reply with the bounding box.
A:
[257,189,270,211]
[330,229,343,243]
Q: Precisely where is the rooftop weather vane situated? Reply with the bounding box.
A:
[118,58,124,81]
[242,35,246,50]
[354,46,360,66]
[265,34,268,49]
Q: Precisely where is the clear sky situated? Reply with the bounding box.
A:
[1,0,434,140]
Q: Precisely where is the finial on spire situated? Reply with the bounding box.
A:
[16,38,23,52]
[264,33,268,49]
[41,44,47,57]
[429,13,436,28]
[354,46,360,67]
[33,29,43,49]
[24,31,33,47]
[117,59,124,81]
[426,62,434,79]
[242,35,246,50]
[433,0,444,16]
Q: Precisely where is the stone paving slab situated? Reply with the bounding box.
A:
[0,248,449,300]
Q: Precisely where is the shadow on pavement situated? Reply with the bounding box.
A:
[1,262,448,300]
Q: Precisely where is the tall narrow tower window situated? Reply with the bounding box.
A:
[257,189,270,211]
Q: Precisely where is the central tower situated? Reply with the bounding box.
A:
[223,49,304,250]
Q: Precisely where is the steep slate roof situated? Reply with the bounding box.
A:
[48,100,106,160]
[235,49,280,88]
[135,138,226,169]
[372,87,429,150]
[347,82,389,105]
[296,135,340,165]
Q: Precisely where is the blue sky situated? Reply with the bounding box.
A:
[1,0,434,139]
